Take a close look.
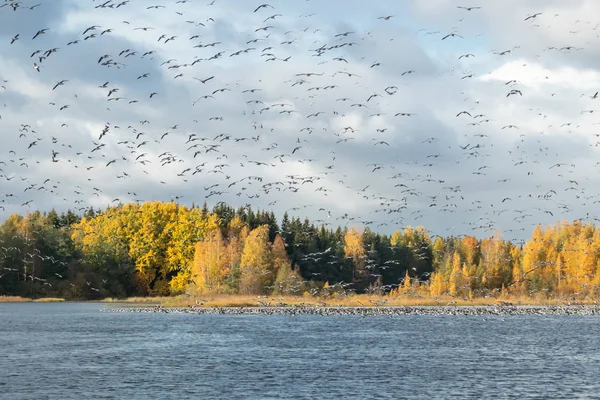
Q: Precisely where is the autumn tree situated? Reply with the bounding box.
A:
[448,251,466,297]
[221,217,248,293]
[240,225,274,294]
[272,234,304,296]
[344,227,366,281]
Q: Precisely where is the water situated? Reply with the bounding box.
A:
[2,303,600,399]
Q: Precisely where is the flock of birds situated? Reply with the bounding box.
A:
[0,0,599,249]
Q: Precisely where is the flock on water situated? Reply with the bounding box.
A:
[106,304,600,316]
[1,0,600,298]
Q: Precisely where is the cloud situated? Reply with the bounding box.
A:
[2,0,600,242]
[479,59,600,91]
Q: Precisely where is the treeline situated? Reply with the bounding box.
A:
[1,201,600,300]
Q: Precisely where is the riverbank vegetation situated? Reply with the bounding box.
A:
[121,293,600,308]
[3,293,597,307]
[2,201,600,305]
[0,296,65,303]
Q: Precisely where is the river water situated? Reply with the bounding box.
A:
[1,302,600,399]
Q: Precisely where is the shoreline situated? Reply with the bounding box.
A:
[102,305,600,316]
[0,296,66,303]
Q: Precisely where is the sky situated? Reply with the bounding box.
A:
[1,0,600,242]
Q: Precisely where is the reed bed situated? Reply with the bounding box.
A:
[0,296,65,303]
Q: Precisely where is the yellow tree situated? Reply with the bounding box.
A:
[390,230,403,247]
[539,224,560,292]
[190,222,229,293]
[402,270,411,292]
[127,201,179,295]
[479,231,510,290]
[240,225,273,294]
[432,236,446,269]
[461,236,479,267]
[222,223,248,294]
[207,229,228,291]
[271,234,289,274]
[591,257,600,296]
[167,207,215,294]
[344,227,366,280]
[589,228,600,295]
[226,216,246,239]
[448,251,465,297]
[190,241,207,293]
[272,234,304,296]
[555,254,565,295]
[509,245,523,294]
[572,228,596,293]
[402,226,416,247]
[521,224,545,292]
[429,271,446,297]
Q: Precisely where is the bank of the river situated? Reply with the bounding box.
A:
[102,293,600,308]
[0,296,65,303]
[5,293,600,308]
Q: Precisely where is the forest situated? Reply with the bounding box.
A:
[1,200,600,301]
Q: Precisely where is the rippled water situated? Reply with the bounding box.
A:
[2,303,600,399]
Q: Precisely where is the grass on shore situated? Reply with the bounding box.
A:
[101,296,171,304]
[0,296,65,303]
[104,292,600,308]
[5,293,600,307]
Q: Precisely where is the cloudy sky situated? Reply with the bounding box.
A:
[1,0,600,242]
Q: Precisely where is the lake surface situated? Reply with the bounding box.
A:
[2,303,600,399]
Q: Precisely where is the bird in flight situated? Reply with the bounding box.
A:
[52,80,68,90]
[254,4,274,13]
[525,13,542,21]
[442,33,463,40]
[32,28,48,40]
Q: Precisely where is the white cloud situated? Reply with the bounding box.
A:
[479,59,600,90]
[3,0,600,240]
